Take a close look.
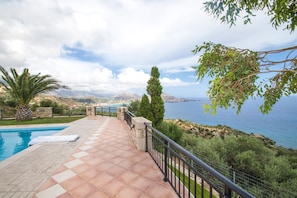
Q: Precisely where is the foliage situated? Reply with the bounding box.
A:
[128,99,141,116]
[32,99,68,114]
[195,1,297,114]
[170,165,215,197]
[160,120,297,196]
[193,42,297,114]
[139,94,154,121]
[180,133,297,197]
[0,94,17,108]
[70,106,87,116]
[128,67,165,126]
[42,99,66,115]
[157,121,183,144]
[146,66,165,126]
[0,66,68,120]
[203,0,297,32]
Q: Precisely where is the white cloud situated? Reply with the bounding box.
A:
[117,67,149,85]
[0,0,296,97]
[161,77,191,87]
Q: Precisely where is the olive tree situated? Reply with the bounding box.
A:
[194,0,297,114]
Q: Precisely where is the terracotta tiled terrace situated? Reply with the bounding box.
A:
[0,116,178,198]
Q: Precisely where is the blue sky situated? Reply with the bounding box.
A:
[0,0,296,98]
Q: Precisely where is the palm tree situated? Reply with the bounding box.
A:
[0,66,68,121]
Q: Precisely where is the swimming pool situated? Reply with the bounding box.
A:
[0,126,67,162]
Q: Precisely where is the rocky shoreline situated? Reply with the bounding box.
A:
[165,118,277,148]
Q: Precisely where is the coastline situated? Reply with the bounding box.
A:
[164,98,297,149]
[165,118,279,149]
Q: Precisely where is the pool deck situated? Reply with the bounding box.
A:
[0,116,178,198]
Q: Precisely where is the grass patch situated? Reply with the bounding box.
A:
[0,116,85,126]
[170,165,217,198]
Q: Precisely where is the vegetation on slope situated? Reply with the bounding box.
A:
[163,119,297,197]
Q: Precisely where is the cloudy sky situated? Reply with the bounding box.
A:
[0,0,296,98]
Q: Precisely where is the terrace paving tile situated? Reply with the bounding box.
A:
[0,116,178,197]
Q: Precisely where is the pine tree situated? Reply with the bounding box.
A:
[146,66,164,126]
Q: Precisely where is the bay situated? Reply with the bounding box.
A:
[164,96,297,149]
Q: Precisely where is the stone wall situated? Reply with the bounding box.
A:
[131,117,152,151]
[117,107,152,151]
[36,107,53,118]
[116,107,152,151]
[86,106,96,116]
[117,107,127,120]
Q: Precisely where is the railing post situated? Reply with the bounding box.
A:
[224,185,232,198]
[117,107,127,120]
[164,140,169,182]
[145,123,148,152]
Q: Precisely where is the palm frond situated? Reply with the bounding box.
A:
[0,66,69,106]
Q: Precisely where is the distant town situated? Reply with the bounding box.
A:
[0,87,197,109]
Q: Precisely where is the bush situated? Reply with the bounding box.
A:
[157,121,183,144]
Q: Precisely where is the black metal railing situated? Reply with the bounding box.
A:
[96,106,117,117]
[124,110,135,129]
[144,123,254,198]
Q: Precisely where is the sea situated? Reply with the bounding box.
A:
[164,96,297,149]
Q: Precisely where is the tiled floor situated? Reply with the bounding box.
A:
[35,117,178,198]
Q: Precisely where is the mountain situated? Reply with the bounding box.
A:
[161,93,190,102]
[51,90,188,102]
[50,90,112,98]
[113,93,140,101]
[112,92,191,102]
[0,87,191,104]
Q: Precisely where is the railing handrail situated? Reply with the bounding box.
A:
[144,122,254,198]
[124,109,135,129]
[125,110,136,118]
[95,106,118,117]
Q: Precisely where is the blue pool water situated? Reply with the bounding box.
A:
[0,126,67,162]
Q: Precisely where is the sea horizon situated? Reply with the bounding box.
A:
[164,96,297,149]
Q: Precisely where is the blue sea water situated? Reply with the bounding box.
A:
[164,96,297,149]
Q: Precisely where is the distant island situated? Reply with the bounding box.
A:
[161,93,197,103]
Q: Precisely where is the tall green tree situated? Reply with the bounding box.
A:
[146,66,165,126]
[193,0,297,114]
[0,66,68,121]
[139,94,153,121]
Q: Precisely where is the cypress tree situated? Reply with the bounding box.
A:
[146,66,165,127]
[139,94,153,121]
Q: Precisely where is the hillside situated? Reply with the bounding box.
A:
[161,93,190,102]
[166,119,277,147]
